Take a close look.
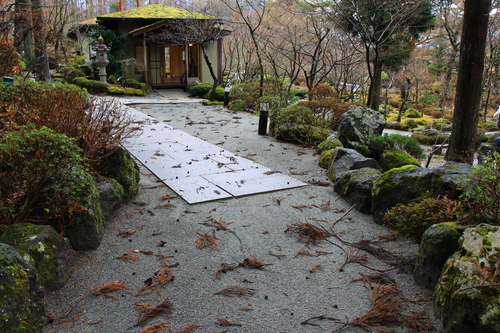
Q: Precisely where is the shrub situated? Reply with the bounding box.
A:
[274,105,332,146]
[411,132,450,145]
[404,108,422,118]
[0,40,20,77]
[108,86,145,96]
[384,121,408,131]
[57,66,86,83]
[228,99,247,111]
[203,86,225,101]
[481,122,498,131]
[297,97,350,130]
[365,134,425,160]
[0,80,137,170]
[459,153,500,224]
[430,110,443,119]
[122,77,142,90]
[73,77,109,92]
[404,118,418,129]
[189,83,213,97]
[0,125,93,227]
[384,196,465,242]
[308,84,335,100]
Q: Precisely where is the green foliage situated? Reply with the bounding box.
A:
[384,196,465,242]
[227,99,247,111]
[89,27,125,77]
[404,118,418,129]
[316,136,343,154]
[404,108,422,118]
[0,126,92,226]
[73,77,109,92]
[460,153,500,224]
[297,97,350,130]
[204,86,225,101]
[108,86,145,96]
[420,90,439,105]
[122,77,143,90]
[56,66,86,83]
[274,105,332,146]
[229,78,288,110]
[411,132,449,145]
[365,133,425,160]
[189,83,213,97]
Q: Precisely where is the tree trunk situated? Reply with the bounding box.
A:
[32,0,50,81]
[445,0,491,164]
[369,58,382,111]
[437,51,457,110]
[200,43,219,101]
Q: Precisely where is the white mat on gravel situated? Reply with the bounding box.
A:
[122,106,306,204]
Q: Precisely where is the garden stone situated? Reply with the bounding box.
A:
[0,243,46,333]
[0,223,75,290]
[380,147,421,171]
[337,105,385,151]
[327,147,379,182]
[64,179,105,251]
[96,178,125,219]
[98,147,140,200]
[318,149,335,169]
[316,136,343,155]
[436,224,500,332]
[371,162,471,224]
[414,223,463,289]
[371,165,434,224]
[333,168,382,213]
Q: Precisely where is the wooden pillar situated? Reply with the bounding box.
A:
[143,34,148,86]
[184,44,189,91]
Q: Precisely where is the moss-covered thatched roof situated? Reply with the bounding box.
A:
[78,18,98,25]
[97,4,213,20]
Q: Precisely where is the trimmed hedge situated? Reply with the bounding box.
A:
[73,77,109,92]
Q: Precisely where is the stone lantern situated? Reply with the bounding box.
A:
[92,36,111,82]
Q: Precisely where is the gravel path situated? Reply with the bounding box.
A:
[44,96,439,333]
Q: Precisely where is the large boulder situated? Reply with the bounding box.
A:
[0,244,46,333]
[316,136,343,155]
[96,178,125,220]
[98,147,140,200]
[436,224,500,332]
[337,105,385,153]
[371,162,471,224]
[334,168,382,213]
[0,223,74,290]
[327,147,379,182]
[414,223,463,289]
[63,178,105,251]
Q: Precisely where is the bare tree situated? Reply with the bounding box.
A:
[446,0,491,164]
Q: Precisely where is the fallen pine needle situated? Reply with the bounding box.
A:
[91,280,131,299]
[138,322,171,333]
[136,298,174,326]
[196,230,219,251]
[175,324,202,333]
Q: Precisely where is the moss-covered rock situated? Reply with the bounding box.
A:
[333,168,382,213]
[0,244,46,333]
[98,147,140,200]
[380,147,421,171]
[96,178,125,219]
[337,105,385,151]
[436,224,500,332]
[316,136,343,155]
[318,149,336,169]
[275,124,333,147]
[414,223,463,289]
[0,224,74,290]
[327,147,379,182]
[63,177,105,251]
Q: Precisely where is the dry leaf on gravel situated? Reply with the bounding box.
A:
[309,264,323,273]
[307,180,331,186]
[136,298,174,326]
[213,286,256,298]
[155,203,176,209]
[196,230,219,251]
[118,229,136,237]
[215,263,239,280]
[215,318,242,326]
[264,170,280,175]
[138,322,171,333]
[160,194,176,200]
[91,280,131,299]
[240,257,272,269]
[133,201,149,206]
